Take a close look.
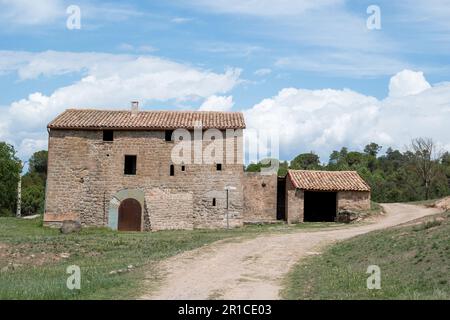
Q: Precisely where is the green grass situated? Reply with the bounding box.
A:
[0,216,340,300]
[281,211,450,300]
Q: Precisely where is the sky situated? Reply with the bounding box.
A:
[0,0,449,164]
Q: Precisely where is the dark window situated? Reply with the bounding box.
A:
[212,198,216,206]
[103,130,114,141]
[216,163,222,171]
[181,165,185,172]
[170,164,175,176]
[124,155,137,175]
[165,130,173,142]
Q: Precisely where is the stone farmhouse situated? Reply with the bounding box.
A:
[44,106,370,231]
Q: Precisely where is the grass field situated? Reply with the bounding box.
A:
[0,217,340,300]
[281,211,450,300]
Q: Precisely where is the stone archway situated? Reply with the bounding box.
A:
[108,189,145,231]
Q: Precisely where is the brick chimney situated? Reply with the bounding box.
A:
[131,101,139,116]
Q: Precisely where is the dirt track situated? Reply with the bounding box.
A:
[141,203,441,300]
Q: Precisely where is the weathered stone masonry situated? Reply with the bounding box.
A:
[285,170,371,223]
[243,173,277,222]
[44,110,246,231]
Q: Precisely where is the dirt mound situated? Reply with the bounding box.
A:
[435,196,450,211]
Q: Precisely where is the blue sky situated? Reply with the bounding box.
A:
[1,0,449,163]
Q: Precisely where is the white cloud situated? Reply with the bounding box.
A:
[171,17,193,24]
[0,50,131,80]
[184,0,342,16]
[17,138,48,160]
[118,43,158,53]
[199,95,234,111]
[276,52,410,77]
[388,69,431,97]
[0,1,142,29]
[244,69,450,160]
[254,68,272,76]
[196,41,265,57]
[1,50,241,160]
[183,0,408,78]
[0,0,64,25]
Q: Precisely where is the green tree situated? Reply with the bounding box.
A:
[364,143,382,157]
[346,151,365,167]
[21,183,45,216]
[29,150,48,178]
[20,150,48,216]
[408,137,441,200]
[290,152,321,170]
[278,161,289,176]
[245,158,289,176]
[0,142,21,216]
[364,143,382,172]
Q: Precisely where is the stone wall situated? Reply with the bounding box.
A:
[285,178,304,223]
[146,188,194,231]
[337,191,371,211]
[243,173,277,222]
[45,129,244,230]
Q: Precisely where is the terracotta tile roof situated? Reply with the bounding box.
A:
[48,109,246,130]
[288,170,371,192]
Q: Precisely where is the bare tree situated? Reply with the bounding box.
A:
[408,137,442,200]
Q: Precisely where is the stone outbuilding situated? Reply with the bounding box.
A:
[284,170,371,223]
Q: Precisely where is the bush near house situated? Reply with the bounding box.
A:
[20,150,48,216]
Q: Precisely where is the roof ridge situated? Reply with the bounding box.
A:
[65,108,243,114]
[48,108,246,130]
[288,169,370,192]
[288,169,358,173]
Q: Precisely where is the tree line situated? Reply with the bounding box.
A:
[0,142,47,216]
[246,138,450,203]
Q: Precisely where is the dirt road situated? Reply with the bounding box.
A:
[141,203,441,300]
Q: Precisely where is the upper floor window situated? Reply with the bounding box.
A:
[124,155,137,175]
[165,130,173,142]
[170,164,175,176]
[216,163,222,171]
[103,130,114,141]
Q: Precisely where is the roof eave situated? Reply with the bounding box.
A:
[47,125,246,130]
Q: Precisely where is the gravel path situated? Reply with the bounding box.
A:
[141,203,441,300]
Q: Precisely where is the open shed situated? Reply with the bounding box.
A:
[285,170,371,223]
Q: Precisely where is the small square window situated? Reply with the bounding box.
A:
[165,130,173,142]
[124,155,137,175]
[103,130,114,141]
[216,163,222,171]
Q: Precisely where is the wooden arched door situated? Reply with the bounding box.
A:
[118,198,142,231]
